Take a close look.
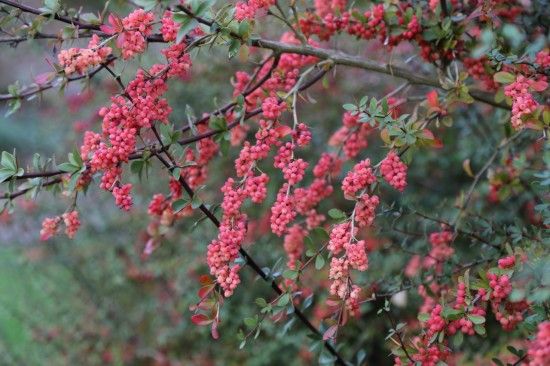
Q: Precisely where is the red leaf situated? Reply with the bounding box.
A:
[211,321,220,339]
[100,25,114,34]
[199,274,214,286]
[274,124,292,137]
[142,238,159,259]
[34,72,54,85]
[421,128,435,140]
[108,14,123,32]
[191,314,213,326]
[198,285,214,299]
[530,80,548,92]
[426,90,439,109]
[323,325,338,341]
[433,138,444,149]
[116,32,127,48]
[197,299,215,311]
[326,298,340,307]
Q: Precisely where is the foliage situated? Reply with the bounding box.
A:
[0,0,549,365]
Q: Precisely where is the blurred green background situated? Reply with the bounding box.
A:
[0,1,548,365]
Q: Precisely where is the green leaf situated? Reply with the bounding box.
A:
[168,168,179,181]
[57,162,79,173]
[277,293,290,307]
[0,168,14,183]
[1,151,16,172]
[6,98,21,117]
[417,313,430,322]
[243,316,257,328]
[328,208,346,219]
[173,11,189,23]
[438,330,445,343]
[303,294,313,309]
[310,227,329,241]
[170,143,185,160]
[130,160,144,177]
[493,71,515,84]
[255,298,268,308]
[467,315,485,325]
[422,27,442,42]
[369,97,378,114]
[176,18,199,44]
[315,255,325,270]
[209,115,227,131]
[474,324,486,335]
[172,199,188,213]
[80,12,100,24]
[191,195,202,209]
[228,38,241,58]
[133,0,158,11]
[441,307,463,320]
[159,123,174,145]
[507,346,524,357]
[238,20,250,37]
[452,331,464,348]
[192,0,216,16]
[343,103,356,111]
[66,171,81,192]
[44,0,60,13]
[283,269,298,280]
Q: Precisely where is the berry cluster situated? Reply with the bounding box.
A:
[354,194,380,228]
[113,183,133,211]
[528,321,550,366]
[283,224,307,269]
[463,57,498,91]
[447,282,486,336]
[486,271,527,331]
[504,75,545,130]
[325,157,380,313]
[62,210,81,239]
[160,11,179,42]
[329,112,371,159]
[380,151,408,192]
[206,31,321,295]
[58,34,112,75]
[300,3,425,57]
[40,216,62,241]
[119,9,155,59]
[270,184,297,236]
[261,97,287,120]
[40,210,81,240]
[234,0,275,21]
[341,159,376,198]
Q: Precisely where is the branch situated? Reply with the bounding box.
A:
[2,176,61,200]
[374,256,496,299]
[413,211,501,251]
[0,0,99,30]
[180,53,281,134]
[451,131,524,228]
[177,6,509,110]
[8,59,323,190]
[386,311,414,363]
[440,0,449,17]
[151,124,349,366]
[251,39,507,108]
[1,2,509,110]
[0,56,116,101]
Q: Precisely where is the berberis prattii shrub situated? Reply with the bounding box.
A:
[0,0,548,365]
